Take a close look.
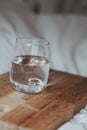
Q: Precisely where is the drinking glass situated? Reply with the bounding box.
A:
[10,37,50,93]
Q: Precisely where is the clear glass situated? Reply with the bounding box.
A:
[10,37,50,94]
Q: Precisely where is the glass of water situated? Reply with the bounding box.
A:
[10,37,50,94]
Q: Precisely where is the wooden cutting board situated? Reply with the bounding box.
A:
[0,69,87,130]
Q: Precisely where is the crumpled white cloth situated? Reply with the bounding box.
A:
[0,11,87,76]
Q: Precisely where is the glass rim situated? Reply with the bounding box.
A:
[16,36,50,45]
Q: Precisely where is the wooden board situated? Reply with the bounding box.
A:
[0,70,87,130]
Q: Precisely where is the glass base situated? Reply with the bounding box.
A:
[10,78,45,94]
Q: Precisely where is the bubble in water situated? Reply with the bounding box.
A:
[28,78,42,86]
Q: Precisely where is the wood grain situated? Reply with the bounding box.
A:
[0,70,87,130]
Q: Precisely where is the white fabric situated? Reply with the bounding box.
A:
[0,11,87,76]
[0,1,87,130]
